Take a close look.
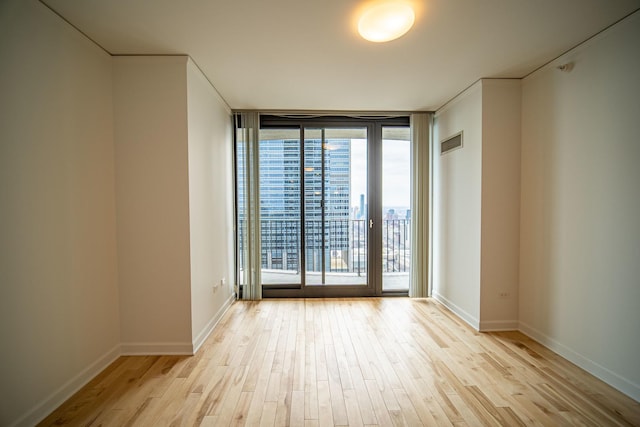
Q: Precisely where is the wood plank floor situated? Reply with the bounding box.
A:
[39,298,640,426]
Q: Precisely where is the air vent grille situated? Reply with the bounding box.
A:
[441,131,463,154]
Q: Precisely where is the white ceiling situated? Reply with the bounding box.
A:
[42,0,639,111]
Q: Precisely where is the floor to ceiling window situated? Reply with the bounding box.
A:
[236,115,411,297]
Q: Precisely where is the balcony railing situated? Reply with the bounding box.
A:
[239,219,411,274]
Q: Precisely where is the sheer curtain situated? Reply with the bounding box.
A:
[409,113,432,298]
[235,112,262,300]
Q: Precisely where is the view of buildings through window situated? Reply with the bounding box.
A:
[237,127,411,290]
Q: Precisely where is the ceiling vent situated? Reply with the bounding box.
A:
[441,131,463,154]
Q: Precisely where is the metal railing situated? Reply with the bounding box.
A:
[239,219,410,274]
[382,219,411,273]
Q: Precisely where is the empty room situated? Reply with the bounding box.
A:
[1,0,639,425]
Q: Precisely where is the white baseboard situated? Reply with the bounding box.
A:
[434,294,518,331]
[432,292,480,330]
[120,342,194,356]
[192,294,235,353]
[426,296,639,402]
[479,319,519,332]
[12,293,236,426]
[10,344,121,427]
[519,321,640,402]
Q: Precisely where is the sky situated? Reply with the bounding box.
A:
[350,138,411,209]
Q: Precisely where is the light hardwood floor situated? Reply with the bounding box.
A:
[39,298,639,426]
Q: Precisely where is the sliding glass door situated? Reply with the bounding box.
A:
[303,127,369,287]
[236,116,410,297]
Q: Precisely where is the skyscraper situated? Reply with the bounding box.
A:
[238,136,351,274]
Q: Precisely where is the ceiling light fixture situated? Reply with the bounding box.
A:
[358,1,415,43]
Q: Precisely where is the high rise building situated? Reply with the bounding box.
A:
[238,136,351,274]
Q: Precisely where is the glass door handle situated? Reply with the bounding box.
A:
[369,219,374,228]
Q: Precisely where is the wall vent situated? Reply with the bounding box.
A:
[441,131,463,154]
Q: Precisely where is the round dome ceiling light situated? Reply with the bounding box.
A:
[358,1,415,43]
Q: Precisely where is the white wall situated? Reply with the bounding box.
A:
[0,3,236,423]
[433,82,483,327]
[519,12,640,400]
[0,1,120,425]
[186,60,235,349]
[480,80,521,329]
[113,56,193,354]
[433,79,522,330]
